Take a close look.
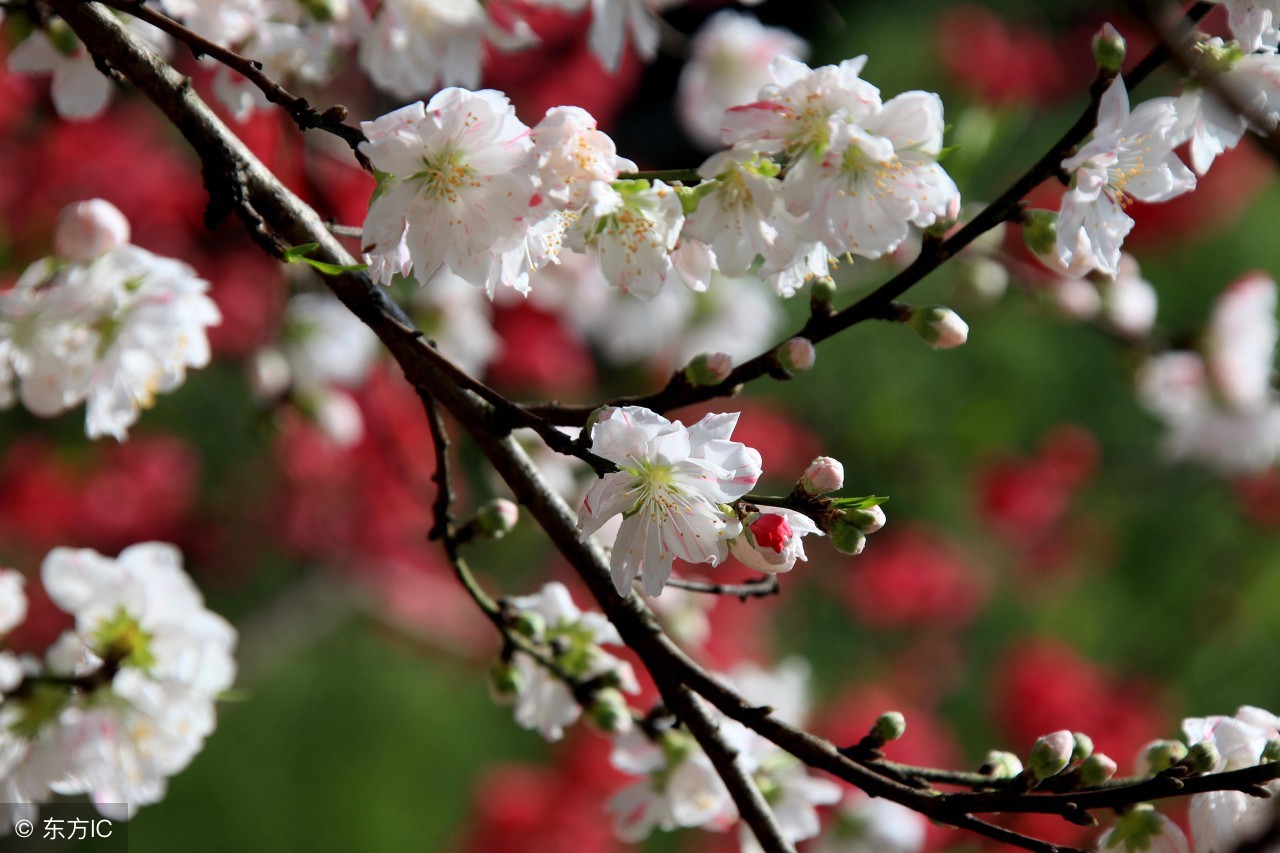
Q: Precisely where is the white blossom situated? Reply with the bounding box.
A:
[813,794,928,853]
[579,407,762,596]
[1058,78,1195,277]
[0,205,221,440]
[280,292,381,390]
[1182,707,1280,852]
[606,728,735,840]
[358,0,534,99]
[359,91,539,297]
[677,11,807,150]
[1214,0,1280,52]
[0,572,27,636]
[570,180,685,300]
[502,582,637,741]
[684,147,786,278]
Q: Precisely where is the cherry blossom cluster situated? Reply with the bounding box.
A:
[359,50,962,303]
[1096,705,1280,853]
[1045,19,1280,278]
[8,0,694,121]
[0,543,236,829]
[576,406,883,598]
[0,200,221,441]
[489,581,638,742]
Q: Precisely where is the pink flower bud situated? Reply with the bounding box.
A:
[685,352,733,386]
[1029,730,1075,779]
[777,337,816,373]
[909,305,969,349]
[54,199,131,262]
[801,456,844,495]
[750,513,793,552]
[1092,23,1126,72]
[477,498,520,538]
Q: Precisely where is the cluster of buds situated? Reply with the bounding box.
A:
[1020,729,1118,789]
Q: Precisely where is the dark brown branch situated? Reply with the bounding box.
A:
[523,1,1215,427]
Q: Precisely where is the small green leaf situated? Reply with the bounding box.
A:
[283,242,368,275]
[936,145,962,162]
[830,495,890,510]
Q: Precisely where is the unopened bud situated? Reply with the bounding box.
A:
[1029,730,1075,779]
[1092,23,1127,73]
[873,711,907,743]
[55,199,131,263]
[475,498,520,539]
[801,456,845,496]
[1184,741,1221,774]
[685,352,733,386]
[510,609,545,640]
[1079,753,1118,785]
[777,337,816,373]
[488,659,523,701]
[1263,738,1280,763]
[846,505,886,534]
[981,750,1024,780]
[588,688,633,734]
[1141,739,1188,774]
[1022,209,1059,258]
[660,729,697,768]
[828,517,867,556]
[1071,732,1094,764]
[908,305,969,349]
[810,278,837,305]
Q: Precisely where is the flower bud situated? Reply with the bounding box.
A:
[1263,738,1280,763]
[1029,730,1075,779]
[810,278,837,304]
[873,711,907,743]
[1141,739,1188,774]
[475,498,520,539]
[828,516,867,556]
[777,337,816,373]
[749,513,794,552]
[685,352,733,386]
[1071,732,1094,764]
[1079,753,1118,785]
[55,199,131,263]
[510,610,545,640]
[488,660,523,701]
[908,305,969,349]
[588,688,633,734]
[1022,209,1059,258]
[1184,741,1221,774]
[845,505,886,534]
[801,456,845,496]
[980,750,1024,780]
[1092,23,1127,73]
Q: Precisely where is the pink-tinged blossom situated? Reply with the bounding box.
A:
[1098,254,1158,338]
[569,180,685,300]
[729,506,822,574]
[531,106,635,210]
[721,55,881,157]
[359,90,539,297]
[1214,0,1280,52]
[578,406,762,596]
[1182,707,1280,852]
[677,11,808,151]
[54,200,130,263]
[1138,274,1280,473]
[606,728,735,840]
[1057,78,1195,276]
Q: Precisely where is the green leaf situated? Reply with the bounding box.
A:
[830,495,890,510]
[282,242,368,275]
[935,145,962,162]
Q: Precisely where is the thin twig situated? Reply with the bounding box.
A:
[93,0,370,166]
[666,575,780,599]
